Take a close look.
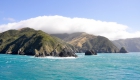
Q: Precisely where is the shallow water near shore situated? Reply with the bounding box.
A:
[0,53,140,80]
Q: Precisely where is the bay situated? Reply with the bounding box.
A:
[0,53,140,80]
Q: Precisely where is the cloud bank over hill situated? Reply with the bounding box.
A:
[0,15,140,40]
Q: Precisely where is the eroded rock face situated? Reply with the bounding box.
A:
[119,47,128,53]
[18,49,25,55]
[44,51,49,56]
[50,50,58,56]
[34,48,77,57]
[85,50,97,55]
[59,48,77,57]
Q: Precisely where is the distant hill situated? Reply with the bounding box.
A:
[113,38,140,52]
[0,28,75,57]
[52,32,119,53]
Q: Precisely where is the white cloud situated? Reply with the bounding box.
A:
[3,17,16,22]
[0,15,140,40]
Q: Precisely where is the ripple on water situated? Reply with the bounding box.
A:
[0,53,140,80]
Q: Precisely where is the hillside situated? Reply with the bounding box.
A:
[0,28,76,57]
[52,32,119,53]
[113,38,140,52]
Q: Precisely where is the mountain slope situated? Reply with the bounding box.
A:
[0,28,75,57]
[113,38,140,52]
[52,32,119,53]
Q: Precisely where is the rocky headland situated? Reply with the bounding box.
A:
[0,28,77,57]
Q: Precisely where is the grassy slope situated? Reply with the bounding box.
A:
[52,32,119,53]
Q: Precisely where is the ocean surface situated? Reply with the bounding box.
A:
[0,53,140,80]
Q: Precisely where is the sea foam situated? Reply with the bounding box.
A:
[33,56,76,59]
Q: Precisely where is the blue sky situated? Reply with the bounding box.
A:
[0,0,140,40]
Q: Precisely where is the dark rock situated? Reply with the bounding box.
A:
[34,49,46,57]
[119,47,128,53]
[11,50,18,54]
[59,48,77,57]
[44,51,50,56]
[50,50,58,56]
[50,51,54,56]
[39,52,45,57]
[85,50,97,55]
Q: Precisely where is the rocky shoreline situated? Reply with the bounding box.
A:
[34,47,77,57]
[4,47,128,57]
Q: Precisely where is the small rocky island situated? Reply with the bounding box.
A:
[119,47,128,53]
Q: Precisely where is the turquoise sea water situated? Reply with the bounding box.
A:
[0,53,140,80]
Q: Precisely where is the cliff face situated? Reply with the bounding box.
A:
[0,28,76,57]
[52,32,119,53]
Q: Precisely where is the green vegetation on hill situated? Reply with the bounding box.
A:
[0,28,74,56]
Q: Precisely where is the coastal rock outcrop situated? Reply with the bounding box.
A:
[34,48,77,57]
[18,49,25,55]
[59,48,77,57]
[50,50,58,56]
[85,50,97,55]
[119,47,128,53]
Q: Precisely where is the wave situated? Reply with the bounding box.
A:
[32,56,77,59]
